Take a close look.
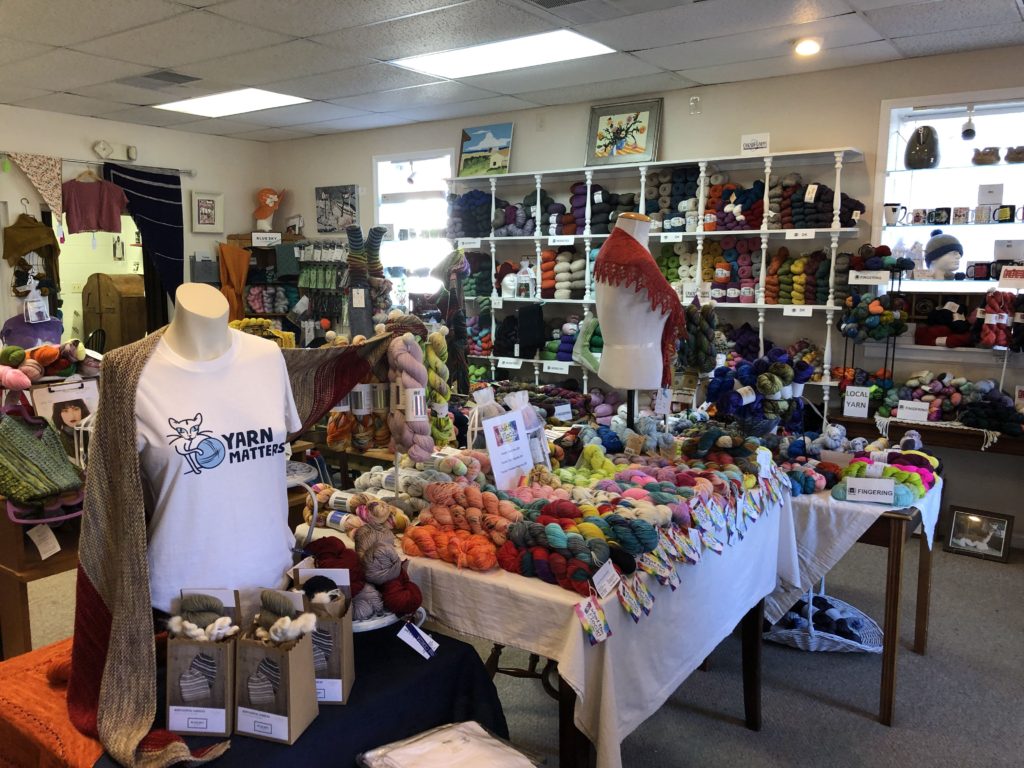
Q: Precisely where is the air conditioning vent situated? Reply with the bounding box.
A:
[116,70,201,90]
[526,0,585,9]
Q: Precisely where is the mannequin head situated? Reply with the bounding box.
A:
[164,283,231,361]
[925,229,962,278]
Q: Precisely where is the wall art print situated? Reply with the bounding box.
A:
[315,184,358,233]
[458,122,514,177]
[586,98,662,167]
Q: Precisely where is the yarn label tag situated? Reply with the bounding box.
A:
[785,229,814,240]
[616,578,643,623]
[237,708,288,740]
[543,361,571,375]
[574,595,612,645]
[783,305,813,316]
[654,387,671,415]
[405,388,428,422]
[497,357,522,369]
[843,386,871,418]
[351,288,366,308]
[849,270,888,285]
[591,559,621,599]
[803,183,819,203]
[897,399,929,422]
[26,524,60,560]
[846,477,895,504]
[634,574,655,614]
[661,232,683,243]
[548,236,574,246]
[397,622,439,659]
[330,392,351,412]
[457,238,481,248]
[169,706,227,734]
[553,403,574,421]
[351,383,373,415]
[492,297,503,309]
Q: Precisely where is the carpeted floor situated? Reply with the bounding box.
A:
[26,541,1023,767]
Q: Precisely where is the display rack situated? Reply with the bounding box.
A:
[448,148,865,417]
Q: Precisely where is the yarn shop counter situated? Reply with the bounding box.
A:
[296,487,798,768]
[765,480,942,726]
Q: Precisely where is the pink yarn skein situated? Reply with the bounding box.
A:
[387,333,435,462]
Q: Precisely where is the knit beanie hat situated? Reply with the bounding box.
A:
[925,229,962,267]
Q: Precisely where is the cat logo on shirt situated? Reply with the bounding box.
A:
[167,413,226,475]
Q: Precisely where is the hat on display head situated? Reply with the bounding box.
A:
[924,229,962,268]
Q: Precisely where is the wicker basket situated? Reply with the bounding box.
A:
[734,415,780,437]
[765,595,883,653]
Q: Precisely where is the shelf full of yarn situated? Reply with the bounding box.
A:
[466,295,593,305]
[887,279,1009,294]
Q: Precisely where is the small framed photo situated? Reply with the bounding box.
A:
[191,191,224,233]
[586,98,662,166]
[945,507,1013,563]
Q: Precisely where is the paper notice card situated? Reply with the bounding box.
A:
[482,410,534,490]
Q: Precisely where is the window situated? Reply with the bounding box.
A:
[373,150,453,304]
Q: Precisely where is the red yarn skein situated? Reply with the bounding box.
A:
[306,537,366,595]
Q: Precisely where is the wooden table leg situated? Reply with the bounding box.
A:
[0,574,32,659]
[880,518,907,726]
[558,675,594,768]
[741,598,764,731]
[914,531,932,656]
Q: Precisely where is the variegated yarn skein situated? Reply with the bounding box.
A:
[425,326,455,446]
[387,332,435,462]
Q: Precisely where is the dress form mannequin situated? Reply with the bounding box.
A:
[595,213,672,389]
[163,283,232,361]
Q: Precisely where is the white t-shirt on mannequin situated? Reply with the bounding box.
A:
[135,329,302,612]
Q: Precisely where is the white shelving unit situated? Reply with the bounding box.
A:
[448,147,865,411]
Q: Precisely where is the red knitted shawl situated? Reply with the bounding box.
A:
[593,227,686,387]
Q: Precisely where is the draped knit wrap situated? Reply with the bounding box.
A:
[67,328,391,767]
[593,226,686,387]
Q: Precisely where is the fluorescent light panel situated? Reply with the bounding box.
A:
[154,88,308,117]
[391,30,614,79]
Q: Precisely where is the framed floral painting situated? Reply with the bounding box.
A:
[585,98,662,166]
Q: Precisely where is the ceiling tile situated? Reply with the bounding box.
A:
[891,21,1024,55]
[0,37,54,67]
[172,118,260,135]
[0,49,150,91]
[264,63,441,101]
[529,0,623,23]
[0,0,186,46]
[71,79,233,106]
[208,0,463,37]
[290,113,419,134]
[515,71,697,106]
[580,0,854,51]
[864,0,1020,38]
[636,14,882,70]
[14,92,127,117]
[610,0,697,11]
[461,53,661,95]
[843,0,939,8]
[331,81,498,112]
[178,40,368,86]
[680,40,901,84]
[102,105,201,127]
[0,84,53,103]
[231,101,369,126]
[388,95,538,122]
[312,0,557,61]
[231,127,316,142]
[72,10,291,69]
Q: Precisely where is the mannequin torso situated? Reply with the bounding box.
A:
[162,283,232,361]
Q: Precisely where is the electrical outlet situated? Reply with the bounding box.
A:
[69,282,83,293]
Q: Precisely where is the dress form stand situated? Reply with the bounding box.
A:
[163,283,232,361]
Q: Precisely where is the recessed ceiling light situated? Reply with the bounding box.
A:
[391,30,614,79]
[793,38,823,57]
[154,88,309,118]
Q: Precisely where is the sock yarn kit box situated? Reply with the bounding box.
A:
[166,589,241,738]
[294,567,356,705]
[234,592,319,744]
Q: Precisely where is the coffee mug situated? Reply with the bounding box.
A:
[993,205,1023,223]
[966,261,990,280]
[927,207,951,225]
[952,206,971,225]
[911,208,927,225]
[990,260,1018,279]
[974,204,995,223]
[883,203,907,226]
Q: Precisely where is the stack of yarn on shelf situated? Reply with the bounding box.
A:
[466,315,492,357]
[678,301,718,373]
[914,300,973,348]
[973,289,1017,349]
[776,173,866,229]
[539,249,557,298]
[447,190,496,238]
[539,317,579,363]
[492,202,536,237]
[838,292,908,343]
[706,348,813,433]
[647,165,700,226]
[246,285,295,315]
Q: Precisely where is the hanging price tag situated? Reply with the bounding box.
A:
[553,403,573,421]
[497,357,522,369]
[574,595,612,646]
[591,559,621,599]
[405,387,428,422]
[783,305,813,316]
[351,288,366,308]
[616,578,643,623]
[654,387,671,415]
[457,238,481,248]
[27,524,61,560]
[491,297,503,309]
[548,235,574,246]
[543,360,571,374]
[633,574,654,615]
[785,229,815,240]
[661,232,683,243]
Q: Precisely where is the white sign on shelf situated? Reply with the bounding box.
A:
[783,305,813,317]
[457,238,481,248]
[998,266,1024,290]
[897,399,929,422]
[978,184,1003,205]
[553,403,574,421]
[849,270,889,285]
[740,132,770,156]
[251,231,281,247]
[661,232,683,243]
[846,477,895,504]
[548,235,574,246]
[785,229,815,240]
[497,357,523,369]
[482,410,534,491]
[843,386,871,418]
[542,360,571,374]
[491,297,503,309]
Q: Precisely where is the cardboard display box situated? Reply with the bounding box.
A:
[295,568,355,705]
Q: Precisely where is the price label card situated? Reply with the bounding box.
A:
[783,305,813,316]
[457,238,481,248]
[553,403,573,421]
[846,477,895,504]
[574,596,611,645]
[654,387,671,415]
[897,399,929,422]
[351,287,366,308]
[548,235,574,246]
[849,270,889,285]
[397,622,439,659]
[785,229,815,240]
[681,282,699,302]
[843,385,871,418]
[591,560,621,599]
[998,266,1024,289]
[491,297,503,309]
[542,360,571,374]
[661,232,683,243]
[27,524,61,560]
[804,183,819,203]
[497,357,522,369]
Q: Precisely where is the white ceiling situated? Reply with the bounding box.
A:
[0,0,1021,141]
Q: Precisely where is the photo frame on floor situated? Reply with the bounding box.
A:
[945,507,1013,563]
[191,191,224,233]
[586,98,662,166]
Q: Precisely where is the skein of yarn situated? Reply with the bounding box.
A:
[386,332,435,462]
[425,327,455,446]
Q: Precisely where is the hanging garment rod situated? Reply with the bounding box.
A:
[61,157,196,177]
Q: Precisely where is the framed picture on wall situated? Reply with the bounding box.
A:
[585,98,662,166]
[457,122,513,177]
[945,507,1013,563]
[315,184,358,233]
[191,191,224,233]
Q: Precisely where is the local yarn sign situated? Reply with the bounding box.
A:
[846,477,895,504]
[843,386,871,418]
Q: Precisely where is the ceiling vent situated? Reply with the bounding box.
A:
[116,70,201,90]
[526,0,585,9]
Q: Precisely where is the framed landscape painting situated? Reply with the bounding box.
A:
[458,123,513,177]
